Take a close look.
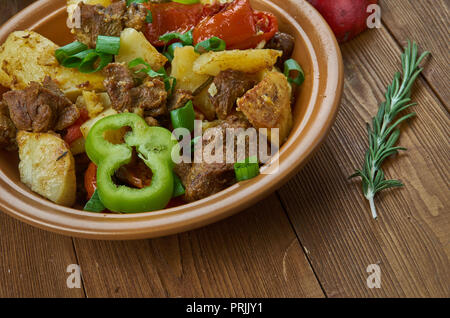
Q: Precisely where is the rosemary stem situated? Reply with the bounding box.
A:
[368,195,378,219]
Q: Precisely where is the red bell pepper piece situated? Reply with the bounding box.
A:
[144,2,221,47]
[84,161,97,200]
[64,108,89,146]
[193,0,278,50]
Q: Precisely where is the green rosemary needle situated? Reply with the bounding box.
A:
[350,41,430,219]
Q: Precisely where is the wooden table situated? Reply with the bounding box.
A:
[0,0,448,298]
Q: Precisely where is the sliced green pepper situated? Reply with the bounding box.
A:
[85,113,178,213]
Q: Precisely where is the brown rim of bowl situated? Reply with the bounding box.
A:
[0,0,343,240]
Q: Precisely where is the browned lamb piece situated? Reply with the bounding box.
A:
[103,63,135,112]
[177,115,253,202]
[167,89,193,112]
[2,76,80,133]
[103,63,168,116]
[0,101,16,150]
[208,70,256,120]
[73,0,147,48]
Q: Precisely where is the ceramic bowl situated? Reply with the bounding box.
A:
[0,0,343,239]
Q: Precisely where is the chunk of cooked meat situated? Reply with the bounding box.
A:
[237,71,293,143]
[73,0,147,48]
[103,63,135,112]
[131,78,168,117]
[167,89,193,112]
[208,70,256,120]
[55,104,81,131]
[125,2,148,31]
[3,76,79,132]
[180,115,252,202]
[264,32,295,69]
[0,101,16,150]
[104,63,168,115]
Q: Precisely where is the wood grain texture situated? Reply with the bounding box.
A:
[0,213,85,297]
[73,195,324,298]
[278,26,450,297]
[380,0,450,104]
[0,0,37,25]
[1,0,449,298]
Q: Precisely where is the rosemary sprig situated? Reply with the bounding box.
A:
[351,41,429,219]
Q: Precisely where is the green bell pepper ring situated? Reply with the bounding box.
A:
[85,113,178,213]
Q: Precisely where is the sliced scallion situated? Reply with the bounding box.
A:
[284,59,305,86]
[79,52,113,74]
[61,49,96,68]
[126,0,148,6]
[194,37,226,54]
[84,189,105,213]
[96,35,121,55]
[172,0,200,4]
[159,30,193,46]
[55,41,88,64]
[170,100,195,132]
[164,42,184,62]
[234,156,260,182]
[172,174,186,197]
[146,10,153,23]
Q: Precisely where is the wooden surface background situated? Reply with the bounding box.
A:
[0,0,448,297]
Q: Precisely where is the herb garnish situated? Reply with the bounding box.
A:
[350,41,429,219]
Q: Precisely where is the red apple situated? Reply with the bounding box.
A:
[308,0,378,43]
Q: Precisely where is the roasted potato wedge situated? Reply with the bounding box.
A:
[116,28,167,72]
[193,49,282,76]
[170,46,214,119]
[237,71,293,143]
[0,31,105,93]
[171,46,210,92]
[17,131,76,206]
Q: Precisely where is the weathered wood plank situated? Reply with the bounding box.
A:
[0,0,36,25]
[0,213,85,297]
[380,0,450,104]
[278,26,450,297]
[73,195,324,297]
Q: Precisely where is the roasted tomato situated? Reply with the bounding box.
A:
[144,2,221,47]
[193,0,278,50]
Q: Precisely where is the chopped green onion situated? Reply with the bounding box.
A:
[84,189,105,212]
[96,35,121,55]
[128,57,151,71]
[56,39,114,73]
[170,100,195,132]
[284,59,305,86]
[128,59,176,94]
[172,0,200,4]
[159,30,193,46]
[55,41,88,64]
[146,10,153,23]
[61,49,96,68]
[194,37,226,54]
[172,174,185,197]
[164,42,184,62]
[126,0,148,5]
[234,156,260,182]
[79,52,113,74]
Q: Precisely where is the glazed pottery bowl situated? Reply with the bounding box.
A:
[0,0,343,239]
